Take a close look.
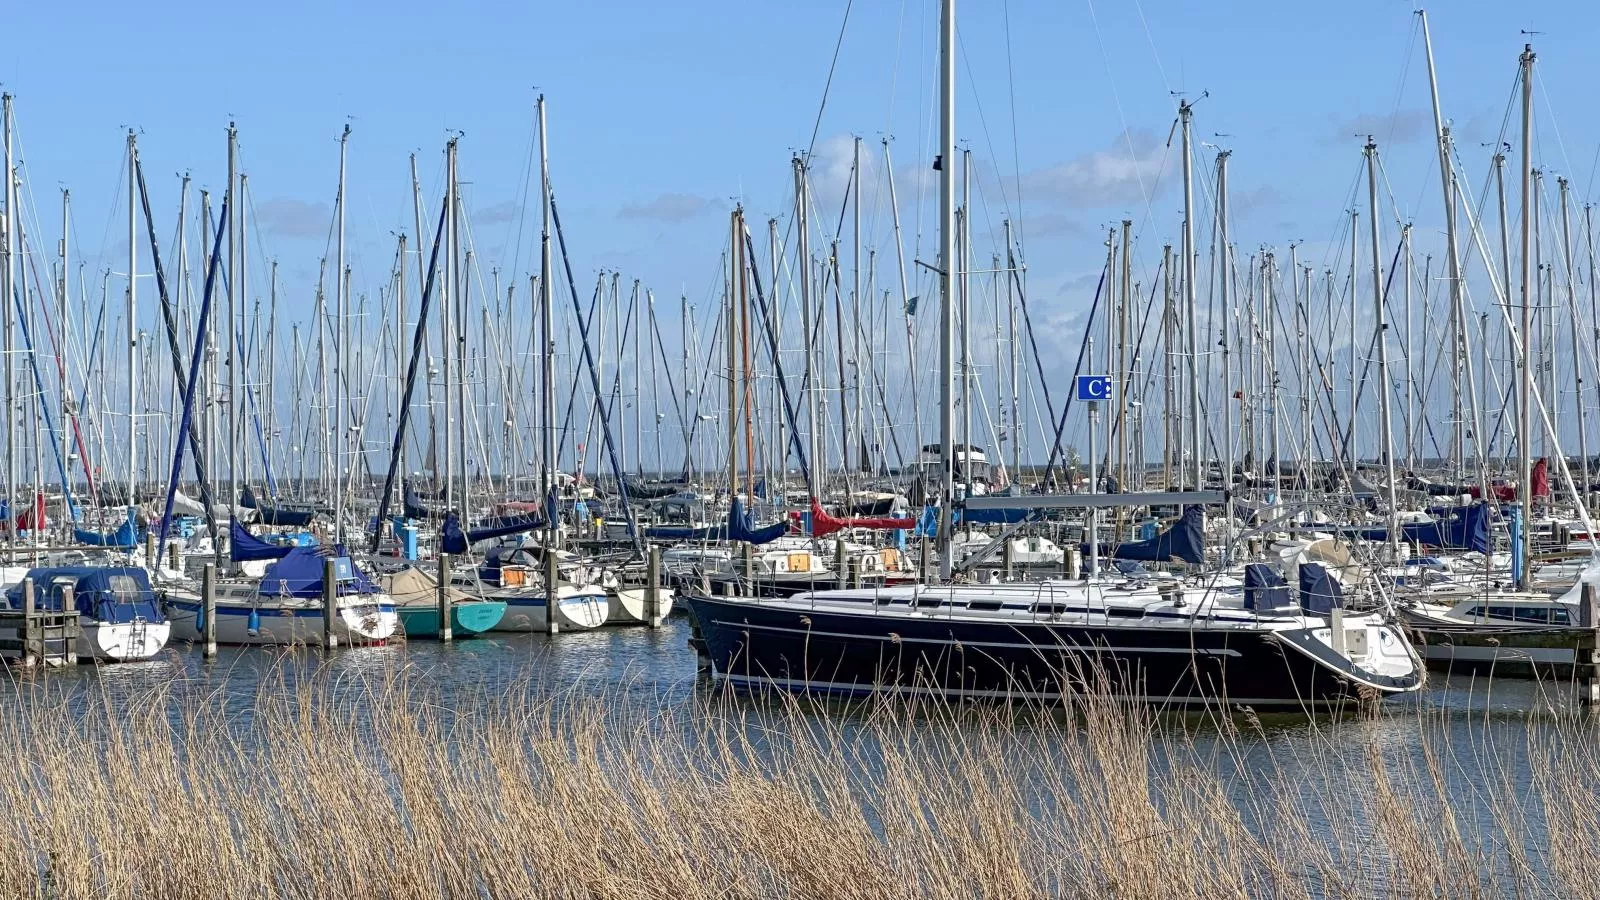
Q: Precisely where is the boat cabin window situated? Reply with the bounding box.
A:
[1031,601,1070,616]
[1466,605,1570,625]
[965,598,1005,612]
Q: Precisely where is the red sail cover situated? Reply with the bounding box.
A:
[15,493,45,531]
[1532,458,1551,498]
[807,499,915,538]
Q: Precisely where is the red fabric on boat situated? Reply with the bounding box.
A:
[807,499,915,537]
[1532,458,1550,498]
[15,493,45,531]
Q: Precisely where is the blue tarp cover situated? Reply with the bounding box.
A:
[74,509,139,549]
[727,497,788,545]
[6,566,163,623]
[1089,505,1205,566]
[230,519,295,562]
[1348,502,1490,554]
[260,546,380,598]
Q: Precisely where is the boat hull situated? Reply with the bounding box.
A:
[606,587,675,624]
[164,597,398,646]
[490,587,609,632]
[397,600,507,637]
[79,618,170,662]
[686,595,1418,709]
[1405,623,1589,678]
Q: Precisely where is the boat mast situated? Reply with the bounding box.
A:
[727,209,740,507]
[226,123,238,522]
[1494,151,1512,467]
[1,93,12,535]
[59,187,71,525]
[852,136,863,475]
[1420,9,1467,482]
[795,156,819,499]
[1162,243,1174,486]
[767,220,782,488]
[1560,178,1590,510]
[936,0,957,578]
[1179,101,1201,488]
[1517,44,1535,587]
[333,123,349,541]
[1216,150,1233,557]
[538,95,558,546]
[960,149,972,502]
[127,129,138,513]
[1365,139,1399,557]
[884,139,920,484]
[443,137,456,518]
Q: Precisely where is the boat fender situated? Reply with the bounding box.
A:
[247,606,261,637]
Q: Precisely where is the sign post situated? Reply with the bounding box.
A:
[1079,365,1112,580]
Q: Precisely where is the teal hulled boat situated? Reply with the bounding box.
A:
[396,599,507,637]
[383,568,506,638]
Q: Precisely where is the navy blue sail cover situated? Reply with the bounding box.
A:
[74,508,140,549]
[1350,502,1490,554]
[727,497,788,545]
[1299,563,1343,615]
[259,546,380,598]
[230,519,295,562]
[1110,505,1206,565]
[1243,563,1292,611]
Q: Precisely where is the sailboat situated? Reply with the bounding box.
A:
[2,566,169,662]
[382,565,506,638]
[163,534,397,645]
[684,0,1423,709]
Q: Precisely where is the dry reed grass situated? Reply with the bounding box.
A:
[0,661,1594,899]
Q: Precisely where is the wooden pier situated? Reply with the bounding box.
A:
[0,581,80,667]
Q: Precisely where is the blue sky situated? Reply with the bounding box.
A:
[6,0,1600,470]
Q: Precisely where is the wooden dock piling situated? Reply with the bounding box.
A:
[544,550,560,635]
[835,537,847,590]
[437,552,454,643]
[201,563,217,659]
[322,558,338,649]
[646,546,663,628]
[1580,582,1599,707]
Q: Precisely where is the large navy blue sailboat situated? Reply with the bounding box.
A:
[686,508,1423,709]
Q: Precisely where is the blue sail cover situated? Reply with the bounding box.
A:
[1243,563,1292,611]
[259,546,380,599]
[439,511,547,556]
[1299,563,1343,615]
[958,506,1032,525]
[404,483,443,521]
[75,509,139,549]
[230,519,294,562]
[1105,506,1206,565]
[727,497,788,545]
[441,513,468,555]
[469,513,545,544]
[1349,502,1490,554]
[5,566,162,623]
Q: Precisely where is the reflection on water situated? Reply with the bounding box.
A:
[0,616,1576,723]
[0,617,1580,806]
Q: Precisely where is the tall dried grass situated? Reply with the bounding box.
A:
[0,661,1594,899]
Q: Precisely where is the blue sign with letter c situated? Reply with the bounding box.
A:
[1076,375,1113,401]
